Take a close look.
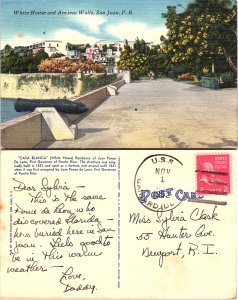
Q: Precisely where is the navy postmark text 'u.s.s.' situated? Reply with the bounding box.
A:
[134,154,186,212]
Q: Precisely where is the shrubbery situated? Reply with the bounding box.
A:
[38,58,106,73]
[38,59,79,73]
[177,73,196,81]
[50,52,65,58]
[38,58,106,74]
[220,71,235,84]
[81,74,117,94]
[78,60,105,73]
[166,63,193,79]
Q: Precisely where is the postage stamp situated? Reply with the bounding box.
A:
[196,154,230,195]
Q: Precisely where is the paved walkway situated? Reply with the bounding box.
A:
[37,79,237,148]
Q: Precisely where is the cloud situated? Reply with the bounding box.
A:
[69,15,107,33]
[1,34,41,48]
[1,28,97,49]
[106,22,168,43]
[52,28,97,44]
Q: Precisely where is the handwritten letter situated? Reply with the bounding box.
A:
[0,151,236,299]
[1,153,120,298]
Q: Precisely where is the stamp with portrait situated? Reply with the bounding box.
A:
[196,154,230,195]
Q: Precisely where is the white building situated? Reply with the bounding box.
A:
[27,39,156,62]
[93,40,155,63]
[66,50,81,59]
[27,40,67,56]
[94,40,134,52]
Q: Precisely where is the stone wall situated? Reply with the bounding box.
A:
[1,73,121,99]
[0,112,42,148]
[0,78,126,149]
[114,79,126,89]
[1,73,82,99]
[66,79,125,122]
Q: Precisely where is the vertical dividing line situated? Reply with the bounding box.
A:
[117,157,121,288]
[10,191,13,255]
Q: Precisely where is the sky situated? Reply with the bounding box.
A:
[1,0,190,48]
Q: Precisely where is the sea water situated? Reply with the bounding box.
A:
[1,99,29,123]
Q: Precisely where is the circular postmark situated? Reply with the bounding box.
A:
[134,154,183,212]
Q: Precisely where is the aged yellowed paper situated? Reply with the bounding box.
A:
[1,0,237,299]
[0,150,236,299]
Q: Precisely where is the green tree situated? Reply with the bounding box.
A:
[31,50,49,71]
[13,46,32,57]
[67,43,77,51]
[117,51,146,79]
[1,45,49,73]
[67,43,90,53]
[134,37,150,54]
[117,40,147,79]
[1,55,33,73]
[102,44,107,52]
[124,40,132,51]
[50,52,65,58]
[1,44,14,57]
[117,38,161,79]
[107,57,115,65]
[161,0,237,74]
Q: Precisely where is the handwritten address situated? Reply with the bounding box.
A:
[129,204,220,268]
